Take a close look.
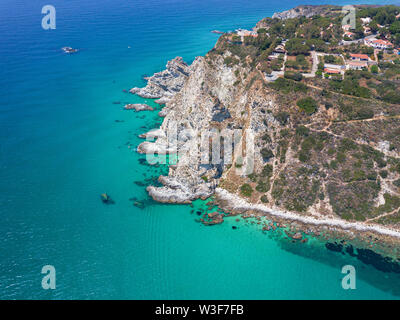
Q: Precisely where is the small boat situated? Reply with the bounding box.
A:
[62,47,79,54]
[211,30,224,34]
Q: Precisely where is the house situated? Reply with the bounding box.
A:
[324,63,344,71]
[361,17,372,25]
[364,38,393,50]
[350,54,369,62]
[346,61,368,70]
[324,68,341,74]
[273,45,286,54]
[394,48,400,55]
[363,26,371,35]
[236,29,258,38]
[342,24,352,31]
[396,13,400,19]
[344,31,355,39]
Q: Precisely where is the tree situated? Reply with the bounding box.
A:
[369,20,379,33]
[371,65,379,74]
[297,97,318,114]
[285,38,311,55]
[284,71,303,81]
[324,55,336,64]
[240,184,253,197]
[389,21,400,34]
[354,25,365,39]
[257,28,267,35]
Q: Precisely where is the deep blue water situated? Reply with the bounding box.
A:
[1,0,400,299]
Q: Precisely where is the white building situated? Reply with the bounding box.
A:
[361,17,372,25]
[364,38,393,50]
[346,61,368,70]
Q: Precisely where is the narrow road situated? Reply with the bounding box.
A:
[302,51,318,78]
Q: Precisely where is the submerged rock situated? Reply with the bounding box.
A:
[325,242,343,253]
[100,193,115,204]
[133,201,145,209]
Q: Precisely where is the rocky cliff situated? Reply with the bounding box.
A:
[271,5,337,20]
[130,56,190,102]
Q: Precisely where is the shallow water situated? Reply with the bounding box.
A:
[0,0,399,299]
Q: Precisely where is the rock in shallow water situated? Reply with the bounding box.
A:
[124,104,154,111]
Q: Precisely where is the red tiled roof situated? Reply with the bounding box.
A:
[324,68,341,74]
[372,39,393,46]
[350,53,369,60]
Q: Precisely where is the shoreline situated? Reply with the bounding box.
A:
[215,188,400,241]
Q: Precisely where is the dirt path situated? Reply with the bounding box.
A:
[366,208,399,223]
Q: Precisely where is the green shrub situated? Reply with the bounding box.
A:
[296,125,310,136]
[379,170,388,178]
[240,184,253,197]
[371,65,379,74]
[260,195,269,203]
[261,148,274,161]
[256,180,270,192]
[297,97,318,114]
[261,164,273,178]
[284,71,303,81]
[274,111,290,125]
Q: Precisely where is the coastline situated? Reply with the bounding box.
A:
[215,188,400,255]
[216,188,400,239]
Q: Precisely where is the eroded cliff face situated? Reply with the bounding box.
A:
[138,53,255,203]
[130,56,190,101]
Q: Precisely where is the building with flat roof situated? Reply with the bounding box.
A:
[346,60,368,70]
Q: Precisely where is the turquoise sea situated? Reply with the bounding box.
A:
[1,0,400,299]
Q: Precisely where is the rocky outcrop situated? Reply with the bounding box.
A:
[154,97,172,105]
[158,107,170,117]
[272,5,334,20]
[124,104,153,111]
[138,53,242,203]
[147,176,212,204]
[130,57,190,99]
[137,141,171,154]
[138,128,165,139]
